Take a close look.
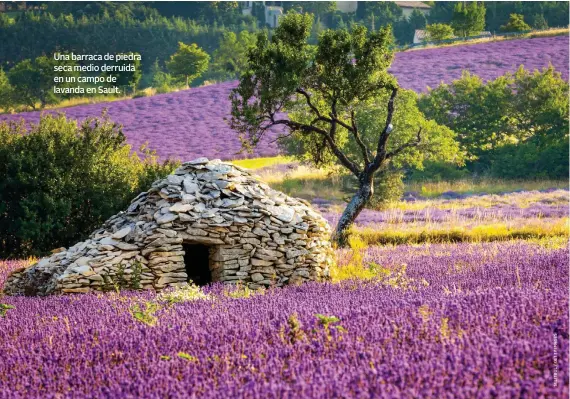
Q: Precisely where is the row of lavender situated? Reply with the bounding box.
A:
[0,241,567,398]
[0,36,567,162]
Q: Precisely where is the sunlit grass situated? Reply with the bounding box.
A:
[257,160,566,203]
[231,156,293,170]
[261,164,346,201]
[351,217,569,246]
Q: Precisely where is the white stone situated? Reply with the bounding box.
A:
[183,179,199,194]
[155,213,178,224]
[169,203,193,213]
[187,157,209,165]
[112,226,131,239]
[99,237,119,246]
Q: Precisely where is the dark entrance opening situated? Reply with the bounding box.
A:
[182,244,212,286]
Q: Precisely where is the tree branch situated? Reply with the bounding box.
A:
[268,115,361,176]
[350,110,372,165]
[371,87,398,170]
[386,127,422,159]
[296,88,332,123]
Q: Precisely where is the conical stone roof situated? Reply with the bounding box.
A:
[4,158,334,295]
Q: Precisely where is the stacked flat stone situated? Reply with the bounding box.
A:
[3,158,334,296]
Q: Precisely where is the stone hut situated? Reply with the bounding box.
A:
[3,158,334,296]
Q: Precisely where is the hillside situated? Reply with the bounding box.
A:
[1,35,568,162]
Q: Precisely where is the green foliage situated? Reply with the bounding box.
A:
[166,42,210,87]
[368,169,405,209]
[408,161,470,182]
[485,2,568,32]
[177,352,198,362]
[0,68,13,110]
[451,1,486,37]
[157,284,210,305]
[418,65,569,178]
[130,301,161,327]
[424,23,455,42]
[0,113,177,258]
[232,12,396,155]
[8,55,78,109]
[409,9,428,30]
[315,314,346,337]
[359,2,403,28]
[283,2,337,18]
[209,30,257,81]
[531,14,549,30]
[487,138,569,179]
[150,58,174,91]
[500,14,531,32]
[130,261,143,290]
[0,304,15,317]
[347,89,460,171]
[392,9,428,45]
[224,281,265,299]
[0,9,248,74]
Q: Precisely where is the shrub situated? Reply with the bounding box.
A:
[500,14,531,32]
[407,161,470,182]
[419,65,568,178]
[0,113,177,258]
[488,138,569,179]
[424,24,454,42]
[343,169,405,210]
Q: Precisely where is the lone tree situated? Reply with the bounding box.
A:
[230,13,459,244]
[166,42,210,88]
[8,55,78,109]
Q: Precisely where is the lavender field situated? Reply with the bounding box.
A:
[0,36,568,162]
[0,240,568,398]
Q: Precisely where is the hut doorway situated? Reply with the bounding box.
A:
[182,244,212,286]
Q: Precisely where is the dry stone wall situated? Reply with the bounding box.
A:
[3,158,334,295]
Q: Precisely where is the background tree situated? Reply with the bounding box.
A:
[8,55,78,109]
[427,2,456,24]
[210,31,257,81]
[531,13,548,30]
[166,42,210,88]
[393,8,428,44]
[500,14,531,32]
[409,8,428,31]
[452,1,486,37]
[230,13,459,243]
[363,1,403,28]
[424,23,455,42]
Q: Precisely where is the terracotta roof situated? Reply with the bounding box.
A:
[394,2,431,9]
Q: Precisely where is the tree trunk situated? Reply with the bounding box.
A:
[333,174,374,246]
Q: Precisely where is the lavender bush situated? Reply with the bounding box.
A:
[1,36,567,162]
